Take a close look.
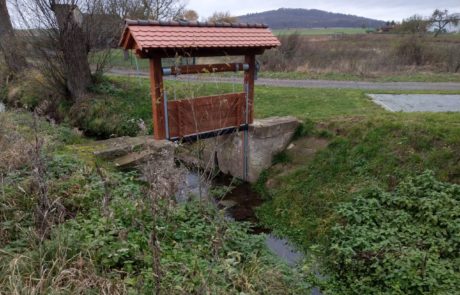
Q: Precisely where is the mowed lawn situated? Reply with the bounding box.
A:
[107,75,460,121]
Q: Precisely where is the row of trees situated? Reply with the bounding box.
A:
[0,0,236,103]
[396,9,459,36]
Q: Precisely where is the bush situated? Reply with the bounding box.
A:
[443,44,460,73]
[321,171,460,294]
[393,36,427,66]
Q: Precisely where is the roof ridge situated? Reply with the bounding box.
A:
[124,19,269,29]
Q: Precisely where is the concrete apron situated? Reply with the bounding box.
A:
[178,116,300,183]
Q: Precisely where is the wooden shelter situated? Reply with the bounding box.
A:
[119,20,280,141]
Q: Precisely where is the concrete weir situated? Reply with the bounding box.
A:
[93,116,300,183]
[178,116,300,182]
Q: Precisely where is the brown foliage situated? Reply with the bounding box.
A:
[259,33,460,75]
[0,113,32,173]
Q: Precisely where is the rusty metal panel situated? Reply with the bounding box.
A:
[166,92,246,138]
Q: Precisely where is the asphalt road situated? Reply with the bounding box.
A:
[108,68,460,91]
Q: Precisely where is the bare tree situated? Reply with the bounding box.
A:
[176,9,198,21]
[13,0,185,102]
[0,0,27,76]
[51,2,93,101]
[207,11,238,23]
[430,9,460,37]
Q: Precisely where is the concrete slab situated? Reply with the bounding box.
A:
[368,94,460,112]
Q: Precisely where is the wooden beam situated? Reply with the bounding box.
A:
[137,47,266,58]
[149,57,166,139]
[244,54,256,123]
[164,63,247,75]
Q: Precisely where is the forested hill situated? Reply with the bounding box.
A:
[238,8,386,29]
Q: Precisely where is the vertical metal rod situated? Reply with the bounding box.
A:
[163,90,170,140]
[243,83,250,181]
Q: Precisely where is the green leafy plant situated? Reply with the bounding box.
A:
[319,171,460,294]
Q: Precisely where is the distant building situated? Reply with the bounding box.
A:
[377,25,396,33]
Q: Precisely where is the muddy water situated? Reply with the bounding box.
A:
[178,171,304,266]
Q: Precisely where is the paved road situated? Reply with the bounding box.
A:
[368,94,460,112]
[108,68,460,91]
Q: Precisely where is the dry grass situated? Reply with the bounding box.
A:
[0,112,33,173]
[0,249,127,295]
[260,33,460,77]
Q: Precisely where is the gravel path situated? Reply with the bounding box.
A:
[108,68,460,91]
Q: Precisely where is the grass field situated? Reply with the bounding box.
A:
[258,71,460,82]
[3,73,460,293]
[273,27,371,35]
[76,75,460,138]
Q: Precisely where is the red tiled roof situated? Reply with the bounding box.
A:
[119,19,280,51]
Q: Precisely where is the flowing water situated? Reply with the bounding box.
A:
[0,102,5,113]
[178,171,304,266]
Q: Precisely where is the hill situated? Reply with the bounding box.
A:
[238,8,385,29]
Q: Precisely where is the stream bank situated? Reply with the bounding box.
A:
[179,170,304,266]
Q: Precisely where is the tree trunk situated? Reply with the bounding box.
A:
[0,0,27,75]
[51,4,92,101]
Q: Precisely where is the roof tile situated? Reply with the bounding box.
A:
[120,20,280,50]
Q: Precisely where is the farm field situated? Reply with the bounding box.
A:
[273,27,370,35]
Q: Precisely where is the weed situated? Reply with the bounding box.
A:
[317,172,460,294]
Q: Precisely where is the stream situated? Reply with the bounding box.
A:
[177,171,304,266]
[0,102,5,113]
[178,171,323,295]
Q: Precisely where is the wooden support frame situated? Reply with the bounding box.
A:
[244,55,256,122]
[149,57,166,140]
[163,63,248,76]
[148,55,257,140]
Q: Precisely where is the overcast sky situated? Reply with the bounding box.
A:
[187,0,460,22]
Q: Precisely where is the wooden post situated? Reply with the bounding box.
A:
[149,57,166,139]
[244,54,256,123]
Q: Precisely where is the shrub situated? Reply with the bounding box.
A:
[321,171,460,294]
[393,36,427,66]
[443,44,460,73]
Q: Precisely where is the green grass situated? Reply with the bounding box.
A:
[257,111,460,248]
[0,110,310,294]
[258,71,460,83]
[274,27,371,35]
[76,75,460,138]
[4,73,460,293]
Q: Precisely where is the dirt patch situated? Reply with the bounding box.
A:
[287,137,330,166]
